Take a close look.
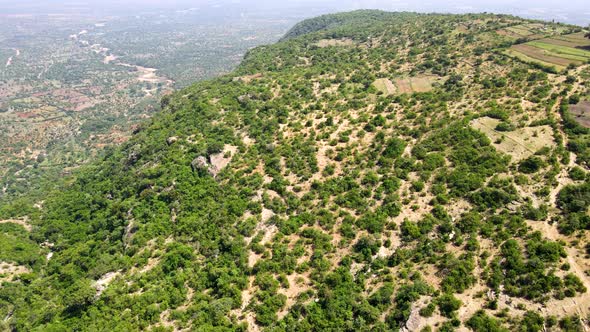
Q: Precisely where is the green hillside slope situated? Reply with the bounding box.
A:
[1,10,590,331]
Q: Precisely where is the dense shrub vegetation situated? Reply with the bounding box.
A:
[1,10,589,332]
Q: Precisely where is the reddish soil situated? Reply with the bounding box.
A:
[16,112,38,119]
[394,78,413,94]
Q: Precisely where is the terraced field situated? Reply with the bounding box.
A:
[503,24,545,39]
[506,32,590,70]
[546,32,590,48]
[497,23,568,40]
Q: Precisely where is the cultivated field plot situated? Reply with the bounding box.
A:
[569,101,590,128]
[471,116,555,161]
[315,38,355,48]
[372,78,396,95]
[496,23,562,40]
[506,32,590,69]
[393,75,442,94]
[544,32,590,49]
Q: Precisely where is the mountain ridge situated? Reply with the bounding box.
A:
[1,10,590,331]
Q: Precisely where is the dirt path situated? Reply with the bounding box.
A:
[549,151,576,205]
[75,29,173,86]
[232,275,260,332]
[37,60,53,79]
[524,90,590,325]
[5,48,19,68]
[549,94,579,205]
[547,246,590,327]
[527,220,590,325]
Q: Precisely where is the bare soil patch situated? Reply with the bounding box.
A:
[315,38,354,48]
[569,101,590,128]
[209,144,237,176]
[0,218,31,231]
[233,73,263,83]
[94,271,121,296]
[393,75,441,94]
[394,78,413,94]
[372,78,396,95]
[0,262,31,282]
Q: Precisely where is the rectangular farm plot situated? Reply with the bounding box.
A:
[556,32,590,43]
[394,78,413,94]
[471,116,555,161]
[506,32,590,69]
[498,23,550,40]
[505,26,541,39]
[410,76,438,92]
[392,76,442,94]
[372,78,396,95]
[509,44,572,68]
[543,32,590,48]
[528,41,590,62]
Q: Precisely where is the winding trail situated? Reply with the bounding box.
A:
[74,28,173,87]
[526,220,590,327]
[5,48,19,68]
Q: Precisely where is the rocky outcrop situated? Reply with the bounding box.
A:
[191,156,210,172]
[126,144,141,165]
[191,145,236,177]
[191,156,218,177]
[166,136,178,145]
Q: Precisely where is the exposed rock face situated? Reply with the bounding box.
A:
[166,136,178,145]
[191,156,210,173]
[401,304,422,332]
[127,144,141,165]
[191,145,236,177]
[208,165,220,177]
[94,271,121,297]
[191,156,218,177]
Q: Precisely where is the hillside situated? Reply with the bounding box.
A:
[2,10,590,331]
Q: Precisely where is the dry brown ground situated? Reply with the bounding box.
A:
[569,101,590,128]
[470,116,556,161]
[0,262,31,283]
[0,218,31,231]
[373,78,396,95]
[315,38,355,48]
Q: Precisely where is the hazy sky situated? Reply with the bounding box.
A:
[0,0,588,25]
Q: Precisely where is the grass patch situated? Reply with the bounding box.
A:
[504,48,562,71]
[527,41,590,62]
[392,76,442,94]
[372,78,396,95]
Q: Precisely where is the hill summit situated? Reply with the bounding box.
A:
[2,10,590,331]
